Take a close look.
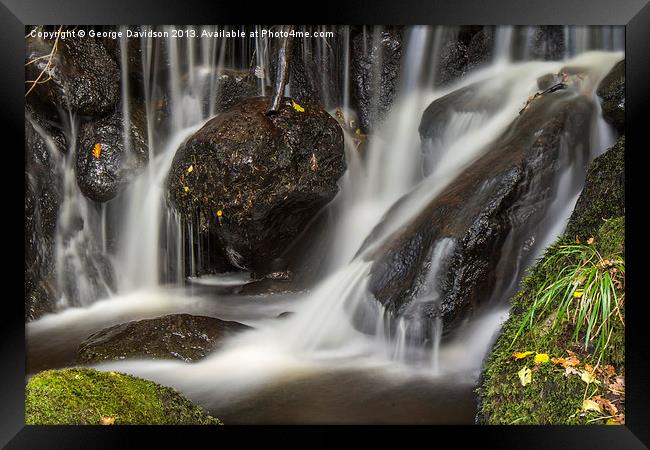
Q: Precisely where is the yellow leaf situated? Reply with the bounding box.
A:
[187,165,193,173]
[587,237,595,245]
[100,416,115,425]
[291,100,305,112]
[216,209,223,218]
[580,370,601,385]
[582,399,602,413]
[518,366,532,386]
[573,289,584,298]
[512,351,534,360]
[92,143,101,159]
[534,353,550,364]
[183,186,189,193]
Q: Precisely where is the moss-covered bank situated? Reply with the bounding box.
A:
[477,136,625,425]
[25,368,222,425]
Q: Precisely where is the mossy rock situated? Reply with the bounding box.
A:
[25,368,222,425]
[477,216,625,425]
[566,136,624,241]
[596,59,624,134]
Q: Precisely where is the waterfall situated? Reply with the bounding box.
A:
[26,26,624,421]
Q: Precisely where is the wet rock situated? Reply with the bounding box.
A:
[435,27,494,88]
[270,27,343,110]
[203,69,260,113]
[101,26,146,91]
[25,114,66,321]
[167,96,345,274]
[58,250,116,307]
[25,32,120,118]
[351,27,403,132]
[418,79,509,175]
[25,117,64,240]
[528,26,565,61]
[365,90,593,330]
[566,136,624,240]
[77,314,251,363]
[596,59,624,134]
[76,104,149,202]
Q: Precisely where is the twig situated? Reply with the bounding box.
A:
[25,25,62,98]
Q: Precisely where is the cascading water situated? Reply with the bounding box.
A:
[26,26,624,423]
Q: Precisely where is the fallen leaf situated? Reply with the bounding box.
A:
[92,143,101,159]
[512,351,534,360]
[518,366,532,386]
[593,396,618,416]
[551,355,580,368]
[607,377,625,396]
[603,365,616,377]
[580,369,601,385]
[582,399,602,413]
[587,237,595,245]
[187,165,193,173]
[573,289,584,298]
[183,186,189,193]
[216,209,223,218]
[291,100,305,113]
[534,353,550,364]
[100,416,115,425]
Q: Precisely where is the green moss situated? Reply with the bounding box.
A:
[566,136,624,241]
[25,368,222,425]
[596,216,625,257]
[477,215,625,424]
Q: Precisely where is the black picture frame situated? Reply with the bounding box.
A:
[4,0,649,447]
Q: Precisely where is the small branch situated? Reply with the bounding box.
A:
[25,25,62,98]
[266,25,294,115]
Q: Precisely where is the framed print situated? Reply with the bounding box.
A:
[3,0,649,447]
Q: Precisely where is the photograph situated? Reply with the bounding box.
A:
[22,23,630,428]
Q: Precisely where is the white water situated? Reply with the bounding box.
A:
[27,26,624,422]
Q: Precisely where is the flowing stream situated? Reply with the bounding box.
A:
[26,26,623,424]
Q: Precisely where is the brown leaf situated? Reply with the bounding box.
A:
[100,416,115,425]
[551,355,580,368]
[603,365,616,378]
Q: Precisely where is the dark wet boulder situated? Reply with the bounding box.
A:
[77,314,251,363]
[418,79,509,175]
[167,96,345,273]
[364,90,593,330]
[351,27,403,133]
[596,59,624,134]
[76,104,149,202]
[25,32,119,118]
[435,26,494,88]
[566,136,624,240]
